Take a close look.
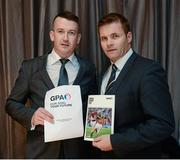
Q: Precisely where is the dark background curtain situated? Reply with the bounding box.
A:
[0,0,180,158]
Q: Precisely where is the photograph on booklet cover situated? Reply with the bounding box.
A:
[84,95,115,141]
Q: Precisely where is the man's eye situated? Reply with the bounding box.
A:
[111,34,119,39]
[58,30,64,34]
[68,31,76,36]
[101,37,107,41]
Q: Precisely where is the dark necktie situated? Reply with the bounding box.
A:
[105,64,117,92]
[58,59,69,86]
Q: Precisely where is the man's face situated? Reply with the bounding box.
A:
[49,17,81,58]
[99,21,132,63]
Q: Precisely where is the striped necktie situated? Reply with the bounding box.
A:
[105,64,117,92]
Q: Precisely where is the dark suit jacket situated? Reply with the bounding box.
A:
[5,53,97,158]
[98,52,175,158]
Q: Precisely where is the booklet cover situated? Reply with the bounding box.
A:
[84,95,115,141]
[44,85,84,142]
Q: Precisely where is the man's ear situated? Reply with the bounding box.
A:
[127,32,132,43]
[49,30,54,42]
[77,33,81,44]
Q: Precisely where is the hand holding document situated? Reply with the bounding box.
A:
[44,85,84,142]
[84,95,115,141]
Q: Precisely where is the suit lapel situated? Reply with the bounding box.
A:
[73,55,85,85]
[38,54,55,89]
[106,52,138,94]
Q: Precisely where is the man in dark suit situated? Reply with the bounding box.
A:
[5,11,97,158]
[92,13,175,158]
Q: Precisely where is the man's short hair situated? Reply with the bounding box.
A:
[52,11,80,32]
[98,13,131,34]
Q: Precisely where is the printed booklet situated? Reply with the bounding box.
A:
[84,95,115,141]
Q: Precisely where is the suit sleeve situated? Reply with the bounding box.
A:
[110,62,175,155]
[5,61,36,130]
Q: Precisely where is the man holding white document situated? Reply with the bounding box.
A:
[6,11,97,158]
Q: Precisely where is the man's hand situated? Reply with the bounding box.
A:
[92,135,113,151]
[31,107,54,126]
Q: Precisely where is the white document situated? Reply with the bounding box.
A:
[84,95,115,141]
[44,85,84,142]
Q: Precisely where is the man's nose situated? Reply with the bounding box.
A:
[63,32,68,41]
[106,38,113,47]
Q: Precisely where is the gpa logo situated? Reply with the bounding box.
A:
[50,93,71,101]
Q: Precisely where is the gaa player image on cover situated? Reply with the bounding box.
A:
[85,107,112,140]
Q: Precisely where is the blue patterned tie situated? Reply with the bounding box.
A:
[105,64,117,92]
[58,59,69,86]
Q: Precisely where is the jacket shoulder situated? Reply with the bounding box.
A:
[22,54,48,65]
[134,53,164,71]
[20,54,48,75]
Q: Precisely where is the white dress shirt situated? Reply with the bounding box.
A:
[101,48,133,95]
[46,49,80,87]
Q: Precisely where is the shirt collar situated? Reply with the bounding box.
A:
[49,49,76,65]
[112,48,133,71]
